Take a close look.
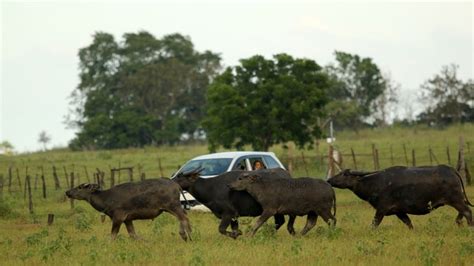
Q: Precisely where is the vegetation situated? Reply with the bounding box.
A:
[64,31,473,152]
[67,31,221,149]
[0,125,473,265]
[204,54,328,151]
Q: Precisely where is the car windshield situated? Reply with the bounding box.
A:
[180,158,233,176]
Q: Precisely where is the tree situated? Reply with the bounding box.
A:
[203,54,329,151]
[38,131,51,151]
[324,51,387,130]
[418,64,474,125]
[67,31,221,149]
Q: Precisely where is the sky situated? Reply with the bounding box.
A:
[1,0,473,152]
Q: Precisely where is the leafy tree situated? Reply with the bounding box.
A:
[0,141,14,150]
[68,31,221,149]
[418,64,474,125]
[324,51,387,129]
[203,54,329,151]
[38,131,51,151]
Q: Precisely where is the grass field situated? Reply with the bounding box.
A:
[0,124,473,265]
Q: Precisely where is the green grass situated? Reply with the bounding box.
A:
[0,124,473,265]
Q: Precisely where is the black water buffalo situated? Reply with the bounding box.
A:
[229,173,336,236]
[327,165,473,229]
[65,179,192,241]
[172,168,292,238]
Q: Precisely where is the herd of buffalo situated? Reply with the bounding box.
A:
[65,164,473,241]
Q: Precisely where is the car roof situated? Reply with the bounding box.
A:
[190,151,277,160]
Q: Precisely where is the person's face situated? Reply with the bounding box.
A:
[255,162,262,169]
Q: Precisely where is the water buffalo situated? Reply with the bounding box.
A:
[172,168,293,238]
[229,173,336,236]
[65,179,192,241]
[327,165,473,229]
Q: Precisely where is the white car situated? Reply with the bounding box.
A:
[171,151,286,210]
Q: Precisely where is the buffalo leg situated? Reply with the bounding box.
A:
[169,207,192,241]
[219,216,239,239]
[230,219,242,237]
[274,214,285,230]
[111,219,122,240]
[124,220,139,239]
[396,213,414,229]
[301,213,317,235]
[320,211,336,227]
[287,215,296,235]
[251,211,274,236]
[371,211,385,228]
[449,202,473,227]
[455,213,464,226]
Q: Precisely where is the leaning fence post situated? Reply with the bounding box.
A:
[52,166,61,189]
[412,149,416,166]
[63,166,69,188]
[403,144,409,166]
[371,144,377,170]
[26,175,34,215]
[350,147,357,170]
[83,166,90,183]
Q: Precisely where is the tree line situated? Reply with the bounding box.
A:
[67,31,474,151]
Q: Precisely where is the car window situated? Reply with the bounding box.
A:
[249,157,266,170]
[263,155,281,169]
[232,157,247,170]
[181,158,233,176]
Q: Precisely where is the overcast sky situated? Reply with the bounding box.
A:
[1,0,472,152]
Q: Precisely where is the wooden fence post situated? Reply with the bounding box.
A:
[140,173,146,181]
[52,166,61,189]
[350,147,357,170]
[63,166,69,188]
[41,174,46,199]
[327,145,335,179]
[47,214,54,225]
[375,149,380,170]
[403,144,409,166]
[110,169,115,187]
[0,174,4,198]
[456,136,470,185]
[70,172,75,209]
[429,146,433,165]
[446,146,451,165]
[371,144,377,170]
[8,166,12,193]
[128,168,133,182]
[83,166,90,183]
[412,149,416,166]
[158,158,164,177]
[26,175,34,215]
